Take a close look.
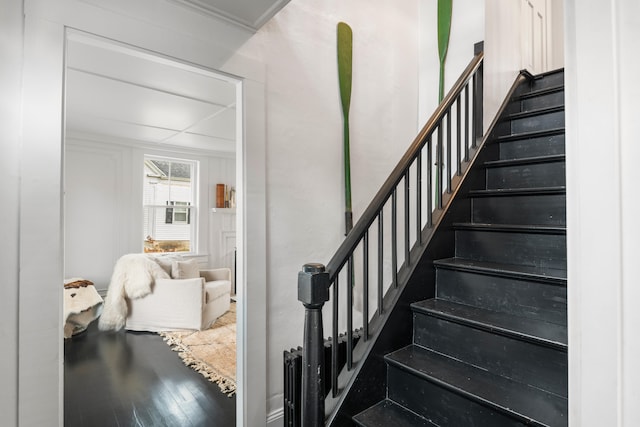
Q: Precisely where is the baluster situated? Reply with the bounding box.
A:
[472,73,477,147]
[331,275,338,397]
[363,230,369,341]
[347,257,353,370]
[427,136,433,228]
[404,170,410,266]
[298,263,330,427]
[416,152,422,245]
[377,211,384,314]
[475,64,484,143]
[465,84,470,162]
[391,190,398,288]
[456,95,462,175]
[446,108,452,193]
[437,126,443,209]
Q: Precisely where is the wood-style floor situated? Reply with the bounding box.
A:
[64,322,236,427]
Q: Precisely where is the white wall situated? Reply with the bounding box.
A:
[64,137,235,291]
[484,1,565,131]
[229,0,421,418]
[566,1,640,425]
[12,0,268,425]
[418,0,485,125]
[549,0,565,71]
[483,0,522,131]
[0,0,23,424]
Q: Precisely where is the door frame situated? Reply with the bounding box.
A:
[19,2,268,425]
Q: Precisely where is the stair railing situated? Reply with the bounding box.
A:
[297,51,484,426]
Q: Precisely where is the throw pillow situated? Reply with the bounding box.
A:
[172,258,200,279]
[153,254,184,276]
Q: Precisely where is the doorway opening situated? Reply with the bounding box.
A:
[63,29,243,425]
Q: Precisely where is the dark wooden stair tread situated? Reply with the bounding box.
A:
[453,222,566,234]
[354,400,439,427]
[411,299,567,349]
[434,257,567,284]
[468,186,566,197]
[506,105,564,121]
[494,127,564,143]
[516,85,564,100]
[484,154,565,168]
[386,345,568,427]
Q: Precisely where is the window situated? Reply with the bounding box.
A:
[165,201,191,224]
[143,156,197,253]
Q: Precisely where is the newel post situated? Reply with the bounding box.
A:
[298,263,330,427]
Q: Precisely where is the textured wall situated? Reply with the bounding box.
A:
[231,0,422,417]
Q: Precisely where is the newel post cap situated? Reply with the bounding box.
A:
[297,263,330,307]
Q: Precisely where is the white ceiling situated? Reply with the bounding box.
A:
[65,0,292,153]
[65,32,239,153]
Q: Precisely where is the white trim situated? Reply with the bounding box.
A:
[228,64,268,427]
[565,0,640,425]
[20,12,65,426]
[266,408,284,427]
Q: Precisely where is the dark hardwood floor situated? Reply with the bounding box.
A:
[64,322,236,427]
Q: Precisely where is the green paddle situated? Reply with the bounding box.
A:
[438,0,452,102]
[436,0,452,206]
[337,22,353,235]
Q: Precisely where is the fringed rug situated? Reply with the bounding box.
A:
[160,303,236,396]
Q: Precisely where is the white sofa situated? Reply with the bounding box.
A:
[125,267,231,332]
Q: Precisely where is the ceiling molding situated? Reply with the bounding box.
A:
[167,0,290,32]
[66,130,236,158]
[252,0,291,29]
[67,66,233,109]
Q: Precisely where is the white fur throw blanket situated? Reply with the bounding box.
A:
[98,254,170,331]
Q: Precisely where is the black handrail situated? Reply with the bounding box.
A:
[325,52,483,279]
[297,51,484,426]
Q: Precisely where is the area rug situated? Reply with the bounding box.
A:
[160,303,236,396]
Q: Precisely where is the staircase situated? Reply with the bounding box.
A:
[351,70,567,426]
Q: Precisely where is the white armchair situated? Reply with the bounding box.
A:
[125,267,231,332]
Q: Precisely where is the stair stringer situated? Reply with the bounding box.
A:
[326,72,534,426]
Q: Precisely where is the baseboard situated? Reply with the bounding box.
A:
[266,408,284,427]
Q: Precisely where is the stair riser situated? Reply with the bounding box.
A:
[413,314,567,397]
[353,400,440,427]
[486,161,566,189]
[472,194,566,226]
[387,366,528,426]
[456,230,567,270]
[499,134,565,160]
[519,90,564,112]
[524,72,565,92]
[436,268,567,325]
[510,111,565,134]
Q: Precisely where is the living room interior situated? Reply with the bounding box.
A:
[64,30,239,295]
[62,29,241,425]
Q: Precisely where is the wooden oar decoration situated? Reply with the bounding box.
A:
[436,0,452,206]
[337,22,354,235]
[438,0,452,102]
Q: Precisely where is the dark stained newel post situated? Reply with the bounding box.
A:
[298,263,330,427]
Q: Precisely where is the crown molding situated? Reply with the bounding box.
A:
[167,0,290,32]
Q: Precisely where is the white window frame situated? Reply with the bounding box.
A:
[143,155,198,254]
